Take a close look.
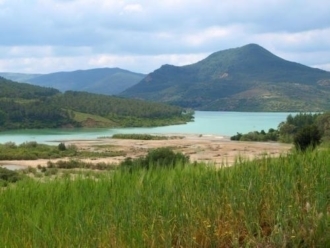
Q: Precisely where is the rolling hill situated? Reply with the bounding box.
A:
[0,68,145,95]
[0,77,193,131]
[122,44,330,111]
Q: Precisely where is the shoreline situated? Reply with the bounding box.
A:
[0,133,292,169]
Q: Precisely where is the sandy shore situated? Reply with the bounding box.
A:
[0,134,292,169]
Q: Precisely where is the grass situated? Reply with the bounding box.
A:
[112,133,184,140]
[72,110,118,127]
[0,148,329,247]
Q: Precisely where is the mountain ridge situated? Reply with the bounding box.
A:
[0,67,145,95]
[122,44,330,111]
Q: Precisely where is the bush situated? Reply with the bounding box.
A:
[120,147,189,170]
[0,167,22,184]
[144,147,189,168]
[293,125,321,151]
[230,132,242,141]
[58,142,66,151]
[20,141,38,148]
[4,142,17,148]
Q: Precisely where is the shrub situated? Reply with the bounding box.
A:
[144,147,189,168]
[58,142,66,151]
[120,147,189,170]
[293,125,321,151]
[20,141,38,148]
[0,167,22,184]
[4,142,17,148]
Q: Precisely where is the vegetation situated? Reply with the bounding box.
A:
[120,147,190,170]
[0,141,125,160]
[0,77,193,131]
[278,112,321,143]
[45,159,116,171]
[51,91,193,127]
[122,44,330,111]
[0,147,329,247]
[293,125,321,151]
[112,133,183,140]
[0,76,59,99]
[0,167,23,186]
[231,112,330,151]
[230,128,278,142]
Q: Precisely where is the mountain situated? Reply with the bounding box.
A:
[122,44,330,111]
[0,68,145,95]
[0,72,42,82]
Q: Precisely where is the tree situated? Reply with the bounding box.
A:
[0,110,6,125]
[316,112,330,141]
[293,125,321,151]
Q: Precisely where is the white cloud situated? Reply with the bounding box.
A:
[123,4,143,13]
[0,0,330,73]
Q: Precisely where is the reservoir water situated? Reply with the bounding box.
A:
[0,111,294,144]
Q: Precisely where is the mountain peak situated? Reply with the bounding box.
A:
[200,43,278,65]
[122,44,330,111]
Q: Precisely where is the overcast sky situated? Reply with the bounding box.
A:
[1,0,330,74]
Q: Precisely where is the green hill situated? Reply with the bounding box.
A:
[0,77,192,131]
[0,68,145,95]
[122,44,330,111]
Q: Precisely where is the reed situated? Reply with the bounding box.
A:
[0,148,329,247]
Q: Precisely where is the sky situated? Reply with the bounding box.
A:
[1,0,330,74]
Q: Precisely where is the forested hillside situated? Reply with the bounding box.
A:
[0,77,193,131]
[0,77,59,99]
[122,44,330,111]
[51,91,193,127]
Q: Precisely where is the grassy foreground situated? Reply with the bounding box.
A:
[1,149,329,247]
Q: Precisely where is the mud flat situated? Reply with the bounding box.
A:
[0,134,292,169]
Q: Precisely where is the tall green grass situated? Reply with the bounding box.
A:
[0,149,329,247]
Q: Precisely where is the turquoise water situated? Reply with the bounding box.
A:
[0,111,294,144]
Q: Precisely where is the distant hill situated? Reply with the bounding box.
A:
[0,72,42,82]
[0,77,193,131]
[0,68,145,95]
[122,44,330,111]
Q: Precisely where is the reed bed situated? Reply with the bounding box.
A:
[0,149,329,247]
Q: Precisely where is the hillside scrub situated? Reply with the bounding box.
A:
[0,142,124,160]
[0,148,329,247]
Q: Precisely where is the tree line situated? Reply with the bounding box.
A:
[231,112,330,150]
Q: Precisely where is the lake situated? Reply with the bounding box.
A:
[0,111,294,144]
